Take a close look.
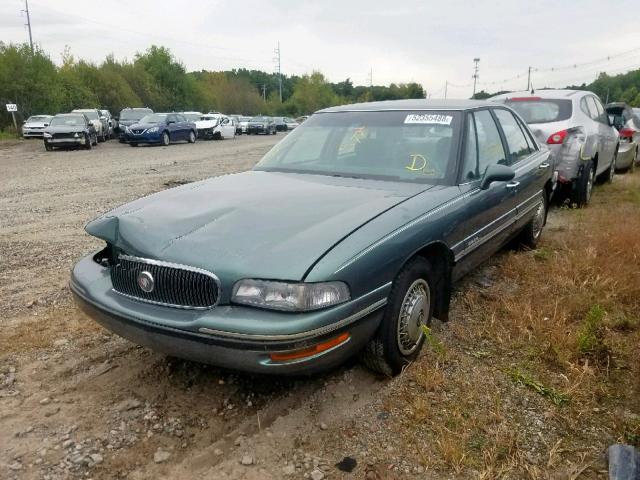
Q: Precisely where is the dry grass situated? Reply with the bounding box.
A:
[383,172,640,478]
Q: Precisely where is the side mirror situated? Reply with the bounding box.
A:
[480,164,516,190]
[44,123,48,127]
[167,120,175,125]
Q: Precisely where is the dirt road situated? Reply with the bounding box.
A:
[1,137,638,479]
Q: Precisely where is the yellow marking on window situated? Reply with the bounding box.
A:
[405,154,437,175]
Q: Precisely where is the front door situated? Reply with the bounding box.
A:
[454,108,519,277]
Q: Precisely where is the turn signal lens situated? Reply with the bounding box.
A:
[269,333,350,362]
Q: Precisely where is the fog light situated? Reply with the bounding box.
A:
[269,332,350,362]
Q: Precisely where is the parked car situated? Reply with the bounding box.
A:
[43,113,98,151]
[186,113,236,140]
[492,90,618,206]
[99,109,117,139]
[272,116,288,131]
[284,117,299,130]
[247,116,276,135]
[72,109,108,142]
[70,99,553,376]
[238,116,251,133]
[22,115,52,138]
[124,113,196,147]
[605,102,639,172]
[117,107,154,142]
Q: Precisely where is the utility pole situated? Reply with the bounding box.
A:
[444,80,448,99]
[273,41,282,102]
[526,66,532,91]
[368,68,373,88]
[472,58,480,97]
[261,84,266,102]
[23,0,34,53]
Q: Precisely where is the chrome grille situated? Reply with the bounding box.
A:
[110,255,219,309]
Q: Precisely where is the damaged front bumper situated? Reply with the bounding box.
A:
[70,252,387,375]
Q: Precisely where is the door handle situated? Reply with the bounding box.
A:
[505,181,520,189]
[538,162,550,169]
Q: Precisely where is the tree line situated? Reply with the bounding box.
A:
[0,42,425,130]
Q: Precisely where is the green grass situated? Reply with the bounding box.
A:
[0,130,18,140]
[508,368,569,406]
[577,305,607,357]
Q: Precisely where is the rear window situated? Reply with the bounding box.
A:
[504,99,572,124]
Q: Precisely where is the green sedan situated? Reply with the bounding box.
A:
[71,99,554,375]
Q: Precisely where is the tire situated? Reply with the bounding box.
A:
[517,192,547,248]
[92,134,98,146]
[84,134,92,150]
[360,257,436,376]
[129,143,138,147]
[162,131,170,146]
[188,130,196,143]
[98,130,105,142]
[44,142,53,151]
[570,160,594,207]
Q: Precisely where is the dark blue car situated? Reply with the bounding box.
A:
[124,113,197,147]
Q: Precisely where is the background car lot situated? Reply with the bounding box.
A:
[1,135,639,479]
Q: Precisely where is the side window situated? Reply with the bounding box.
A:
[461,114,479,181]
[585,97,599,121]
[592,98,607,124]
[461,110,507,181]
[515,115,537,151]
[494,109,532,163]
[176,114,186,122]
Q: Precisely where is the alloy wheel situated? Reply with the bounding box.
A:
[396,278,430,355]
[162,132,170,146]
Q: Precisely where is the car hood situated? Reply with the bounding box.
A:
[194,120,218,128]
[24,121,49,128]
[129,122,163,130]
[85,171,432,282]
[45,125,87,134]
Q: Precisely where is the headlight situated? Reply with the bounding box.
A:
[231,279,350,311]
[43,132,52,138]
[147,126,159,133]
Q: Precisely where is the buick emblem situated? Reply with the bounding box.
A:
[137,271,155,293]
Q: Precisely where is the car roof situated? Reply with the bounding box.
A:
[72,109,97,112]
[490,89,588,101]
[55,113,85,117]
[317,99,506,113]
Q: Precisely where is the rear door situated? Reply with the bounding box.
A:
[493,108,549,230]
[592,97,617,167]
[175,114,189,140]
[454,108,519,274]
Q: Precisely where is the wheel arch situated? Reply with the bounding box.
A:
[405,241,454,322]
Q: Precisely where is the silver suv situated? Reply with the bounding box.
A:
[491,90,618,206]
[72,109,108,142]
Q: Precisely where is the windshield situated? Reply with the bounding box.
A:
[139,114,167,123]
[504,99,572,124]
[254,110,461,184]
[251,116,269,122]
[75,110,98,120]
[240,116,251,122]
[183,113,202,121]
[120,109,152,121]
[50,115,85,126]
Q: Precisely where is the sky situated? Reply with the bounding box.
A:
[2,0,640,98]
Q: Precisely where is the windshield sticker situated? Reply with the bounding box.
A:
[405,154,437,176]
[404,114,453,125]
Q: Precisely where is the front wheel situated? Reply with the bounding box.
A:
[44,142,53,151]
[162,131,170,146]
[360,257,436,376]
[84,133,92,150]
[129,143,138,147]
[188,130,196,143]
[571,160,594,207]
